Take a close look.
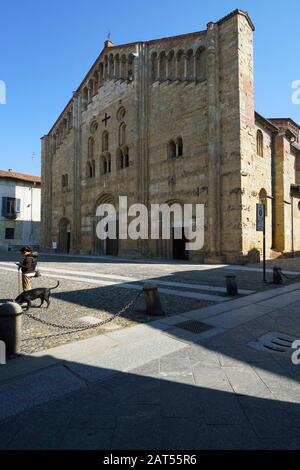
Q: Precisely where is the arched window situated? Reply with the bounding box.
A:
[257,130,264,157]
[67,110,73,130]
[177,137,183,157]
[167,51,175,80]
[151,52,158,82]
[186,49,194,81]
[176,50,184,80]
[127,54,134,81]
[99,63,104,87]
[159,52,167,81]
[259,188,268,217]
[104,55,109,80]
[82,87,88,111]
[114,54,120,79]
[120,55,127,80]
[195,47,207,81]
[168,140,177,159]
[53,134,57,153]
[91,160,96,177]
[119,123,126,146]
[102,131,109,152]
[93,72,98,94]
[88,137,94,159]
[109,54,114,79]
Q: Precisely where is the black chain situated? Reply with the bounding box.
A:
[280,271,300,281]
[22,291,142,341]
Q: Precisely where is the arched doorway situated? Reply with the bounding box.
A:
[157,199,189,260]
[58,218,71,253]
[93,193,119,256]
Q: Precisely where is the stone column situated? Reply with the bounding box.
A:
[206,22,221,259]
[71,91,82,253]
[135,43,150,256]
[41,134,52,251]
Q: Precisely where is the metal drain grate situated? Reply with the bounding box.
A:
[248,332,297,355]
[175,319,214,334]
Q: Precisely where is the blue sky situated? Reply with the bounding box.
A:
[0,0,299,176]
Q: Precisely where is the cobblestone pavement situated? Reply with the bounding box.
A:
[1,282,300,450]
[1,251,300,353]
[0,270,211,354]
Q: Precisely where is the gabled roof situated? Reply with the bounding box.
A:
[0,170,41,184]
[255,112,279,133]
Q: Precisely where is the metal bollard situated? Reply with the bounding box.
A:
[143,284,163,316]
[0,302,23,358]
[226,274,238,296]
[273,266,283,285]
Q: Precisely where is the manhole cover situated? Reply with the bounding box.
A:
[248,332,297,355]
[175,320,214,334]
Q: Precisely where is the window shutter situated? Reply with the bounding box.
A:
[1,197,7,216]
[16,199,21,213]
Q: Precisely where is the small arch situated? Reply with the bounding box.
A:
[151,52,158,82]
[99,63,104,87]
[257,130,264,157]
[176,50,184,80]
[109,54,114,79]
[82,87,88,111]
[159,51,167,81]
[127,54,134,81]
[120,54,127,80]
[104,55,109,80]
[102,131,109,152]
[117,106,126,121]
[67,109,73,130]
[167,50,175,80]
[186,49,194,81]
[52,134,57,153]
[168,140,177,159]
[114,54,120,79]
[195,47,207,81]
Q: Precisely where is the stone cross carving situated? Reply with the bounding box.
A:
[102,113,111,126]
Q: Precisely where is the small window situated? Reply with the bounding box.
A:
[5,228,14,240]
[62,174,69,188]
[177,137,183,157]
[2,197,20,217]
[168,140,176,159]
[257,130,264,157]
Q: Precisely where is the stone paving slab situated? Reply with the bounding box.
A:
[1,269,300,449]
[0,366,86,421]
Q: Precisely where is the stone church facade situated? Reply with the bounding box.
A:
[41,9,300,263]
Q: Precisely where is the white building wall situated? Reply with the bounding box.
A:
[0,178,41,250]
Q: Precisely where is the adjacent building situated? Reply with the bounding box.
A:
[0,170,41,250]
[41,9,300,263]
